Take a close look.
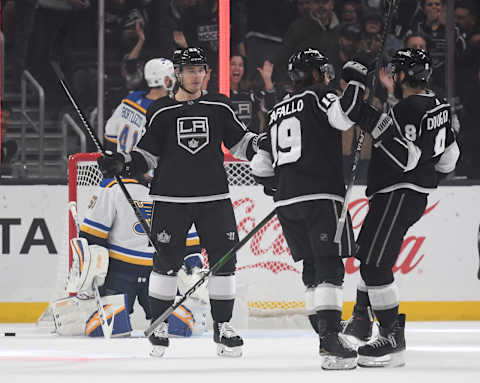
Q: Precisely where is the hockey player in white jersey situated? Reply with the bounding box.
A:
[104,58,176,153]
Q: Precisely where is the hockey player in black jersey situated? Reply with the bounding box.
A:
[97,47,265,358]
[342,49,460,367]
[251,48,391,370]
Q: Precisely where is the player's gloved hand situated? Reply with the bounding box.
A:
[97,151,126,178]
[252,132,270,152]
[359,103,394,141]
[253,174,277,197]
[341,61,368,84]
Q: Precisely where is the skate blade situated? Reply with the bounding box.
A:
[321,355,357,370]
[217,344,243,358]
[341,333,368,350]
[358,350,405,368]
[150,345,167,358]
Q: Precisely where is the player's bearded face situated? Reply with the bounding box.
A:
[393,73,404,100]
[182,66,207,92]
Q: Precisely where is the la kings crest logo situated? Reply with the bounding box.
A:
[177,117,209,154]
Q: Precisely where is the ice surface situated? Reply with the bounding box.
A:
[1,322,479,383]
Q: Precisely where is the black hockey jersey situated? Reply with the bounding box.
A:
[135,93,256,202]
[265,82,364,206]
[366,91,458,197]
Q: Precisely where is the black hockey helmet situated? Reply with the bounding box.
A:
[389,48,432,84]
[287,48,333,83]
[173,47,208,70]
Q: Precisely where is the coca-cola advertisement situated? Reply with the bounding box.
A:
[230,186,480,317]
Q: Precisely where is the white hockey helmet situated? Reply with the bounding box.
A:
[144,58,176,90]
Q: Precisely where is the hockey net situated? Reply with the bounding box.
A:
[62,152,306,327]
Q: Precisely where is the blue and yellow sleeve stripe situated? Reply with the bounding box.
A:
[79,218,110,239]
[99,178,139,189]
[105,134,118,143]
[108,244,153,267]
[122,98,147,115]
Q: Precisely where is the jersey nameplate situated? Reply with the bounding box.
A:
[177,117,210,154]
[426,109,449,131]
[269,99,304,125]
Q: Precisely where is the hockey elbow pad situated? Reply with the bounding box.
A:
[359,103,394,141]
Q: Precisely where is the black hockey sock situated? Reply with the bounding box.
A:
[149,296,174,323]
[317,310,342,336]
[308,313,319,334]
[354,289,371,314]
[374,305,399,331]
[210,299,234,323]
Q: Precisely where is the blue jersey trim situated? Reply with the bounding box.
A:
[108,243,153,258]
[83,218,111,232]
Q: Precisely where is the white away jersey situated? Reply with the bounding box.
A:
[79,178,200,275]
[104,91,154,153]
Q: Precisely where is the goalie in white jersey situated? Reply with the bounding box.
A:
[52,173,208,338]
[80,173,207,336]
[104,58,176,153]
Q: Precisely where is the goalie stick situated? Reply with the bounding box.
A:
[69,201,114,339]
[51,61,162,257]
[334,0,399,243]
[144,208,277,338]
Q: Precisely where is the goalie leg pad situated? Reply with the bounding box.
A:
[68,238,109,294]
[52,296,97,336]
[86,294,132,337]
[52,294,132,337]
[168,305,194,337]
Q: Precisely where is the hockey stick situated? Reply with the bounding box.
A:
[51,61,161,257]
[334,0,398,243]
[69,201,114,339]
[144,208,277,338]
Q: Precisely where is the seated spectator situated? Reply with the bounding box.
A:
[358,8,383,55]
[177,0,246,92]
[340,0,361,26]
[244,0,295,85]
[409,0,466,94]
[296,0,313,18]
[229,54,275,134]
[455,0,479,43]
[0,107,18,176]
[273,0,341,83]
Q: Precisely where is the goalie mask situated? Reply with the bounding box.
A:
[144,58,176,91]
[287,48,334,87]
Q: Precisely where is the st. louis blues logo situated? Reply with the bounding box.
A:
[177,117,209,154]
[133,201,153,235]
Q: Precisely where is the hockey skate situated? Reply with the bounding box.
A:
[341,307,374,347]
[358,313,406,368]
[319,332,357,370]
[148,322,169,357]
[213,321,244,357]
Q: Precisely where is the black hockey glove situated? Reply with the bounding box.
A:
[97,151,126,178]
[359,103,394,141]
[253,174,277,197]
[341,61,368,85]
[252,132,270,153]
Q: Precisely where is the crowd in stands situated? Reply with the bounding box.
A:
[1,0,480,179]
